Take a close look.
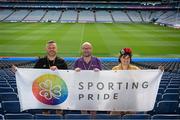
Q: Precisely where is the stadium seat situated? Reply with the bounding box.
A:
[63,110,81,114]
[152,114,180,119]
[1,101,21,114]
[0,84,10,87]
[34,114,63,119]
[170,80,180,84]
[28,109,45,115]
[158,88,164,94]
[167,85,180,89]
[4,113,33,120]
[156,93,162,102]
[0,114,3,120]
[122,114,151,119]
[155,101,179,114]
[164,88,180,94]
[95,114,121,119]
[162,93,179,100]
[0,92,18,102]
[0,87,14,93]
[64,114,91,119]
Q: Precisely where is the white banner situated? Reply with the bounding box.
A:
[15,68,163,112]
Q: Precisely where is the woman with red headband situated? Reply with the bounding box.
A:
[112,48,140,70]
[110,48,140,115]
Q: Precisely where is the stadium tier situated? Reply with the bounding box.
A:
[0,0,180,119]
[0,58,180,119]
[0,9,179,25]
[0,0,179,27]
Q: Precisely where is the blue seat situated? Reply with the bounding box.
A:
[165,88,179,94]
[0,114,3,120]
[162,93,179,100]
[152,114,180,119]
[34,114,63,119]
[5,113,33,120]
[28,109,45,115]
[0,87,14,93]
[2,101,20,114]
[167,85,180,89]
[156,93,162,102]
[158,88,164,94]
[170,80,180,84]
[63,110,81,114]
[159,84,167,89]
[122,114,150,119]
[64,114,91,119]
[0,92,18,102]
[0,84,10,87]
[155,101,179,114]
[95,114,121,119]
[10,84,17,88]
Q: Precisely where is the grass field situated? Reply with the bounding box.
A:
[0,22,179,58]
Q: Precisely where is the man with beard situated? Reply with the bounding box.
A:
[74,42,102,71]
[74,42,102,116]
[34,40,67,114]
[34,40,67,70]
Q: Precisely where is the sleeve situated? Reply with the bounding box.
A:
[73,60,79,70]
[135,66,141,70]
[58,59,68,70]
[96,58,102,70]
[112,66,118,70]
[34,59,43,68]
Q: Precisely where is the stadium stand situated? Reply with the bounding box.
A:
[126,11,142,22]
[41,10,61,22]
[4,10,29,22]
[0,57,179,119]
[61,10,78,23]
[96,10,113,23]
[111,11,131,22]
[0,0,179,119]
[0,9,13,21]
[23,10,46,22]
[0,0,178,27]
[78,10,95,23]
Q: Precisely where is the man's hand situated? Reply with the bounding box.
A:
[158,66,164,72]
[50,66,58,71]
[75,68,81,72]
[12,65,17,73]
[94,68,100,72]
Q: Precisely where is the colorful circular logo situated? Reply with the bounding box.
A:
[32,74,68,105]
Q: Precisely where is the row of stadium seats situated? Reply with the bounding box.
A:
[0,9,179,24]
[0,113,179,119]
[0,97,180,114]
[0,60,179,119]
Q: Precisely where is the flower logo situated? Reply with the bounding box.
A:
[39,79,61,100]
[32,74,68,105]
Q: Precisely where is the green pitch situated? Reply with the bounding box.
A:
[0,22,179,58]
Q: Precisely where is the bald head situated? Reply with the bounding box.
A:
[81,42,92,49]
[81,42,93,57]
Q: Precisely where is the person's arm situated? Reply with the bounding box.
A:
[11,64,17,73]
[61,60,68,70]
[97,58,102,70]
[34,59,43,68]
[74,60,81,72]
[158,66,164,72]
[93,58,102,72]
[57,59,68,70]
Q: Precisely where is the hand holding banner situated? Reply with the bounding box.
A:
[15,68,163,112]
